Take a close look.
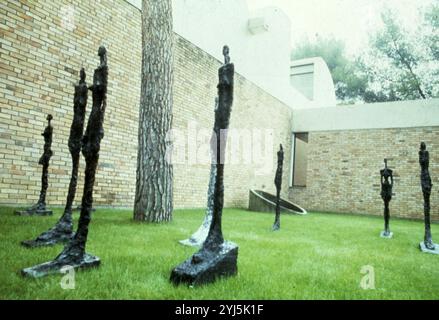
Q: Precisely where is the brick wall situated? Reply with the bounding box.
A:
[289,127,439,220]
[0,0,292,209]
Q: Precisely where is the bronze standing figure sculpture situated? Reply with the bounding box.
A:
[170,45,238,286]
[22,46,108,277]
[380,159,393,238]
[419,142,438,253]
[15,114,54,216]
[179,97,219,247]
[272,144,284,231]
[22,69,88,247]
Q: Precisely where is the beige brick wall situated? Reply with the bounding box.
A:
[289,127,439,220]
[0,0,292,209]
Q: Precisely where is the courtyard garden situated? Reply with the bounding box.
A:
[1,207,438,300]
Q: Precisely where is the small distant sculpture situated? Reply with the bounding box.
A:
[223,45,230,64]
[419,142,438,253]
[179,97,219,247]
[272,144,284,231]
[171,46,238,286]
[380,159,393,238]
[22,46,108,277]
[15,114,54,216]
[22,68,88,247]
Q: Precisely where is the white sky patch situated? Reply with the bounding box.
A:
[247,0,432,56]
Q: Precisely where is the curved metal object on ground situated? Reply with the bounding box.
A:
[248,189,307,215]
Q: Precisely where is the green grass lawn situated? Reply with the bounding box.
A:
[0,206,438,300]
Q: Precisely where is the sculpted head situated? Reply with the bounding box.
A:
[98,45,107,66]
[222,45,230,64]
[98,45,106,57]
[80,68,86,82]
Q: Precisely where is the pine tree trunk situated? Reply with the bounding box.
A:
[134,0,174,222]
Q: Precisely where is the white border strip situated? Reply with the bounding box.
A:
[292,98,439,132]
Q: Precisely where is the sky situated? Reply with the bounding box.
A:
[246,0,432,56]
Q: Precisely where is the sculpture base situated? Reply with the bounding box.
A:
[170,241,238,286]
[21,231,74,248]
[419,242,439,255]
[21,253,100,278]
[14,209,53,216]
[380,231,393,239]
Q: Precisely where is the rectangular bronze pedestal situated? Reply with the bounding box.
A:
[419,242,439,255]
[170,241,238,286]
[15,209,53,216]
[21,253,100,278]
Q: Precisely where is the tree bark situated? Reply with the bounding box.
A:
[391,38,426,99]
[134,0,174,222]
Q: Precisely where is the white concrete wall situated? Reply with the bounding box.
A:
[290,57,336,108]
[292,98,439,132]
[125,0,312,109]
[172,0,311,108]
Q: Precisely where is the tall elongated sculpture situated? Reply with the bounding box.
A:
[380,159,393,238]
[21,46,108,277]
[22,69,88,247]
[419,142,438,253]
[272,144,284,231]
[171,46,238,286]
[15,115,54,216]
[179,98,218,247]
